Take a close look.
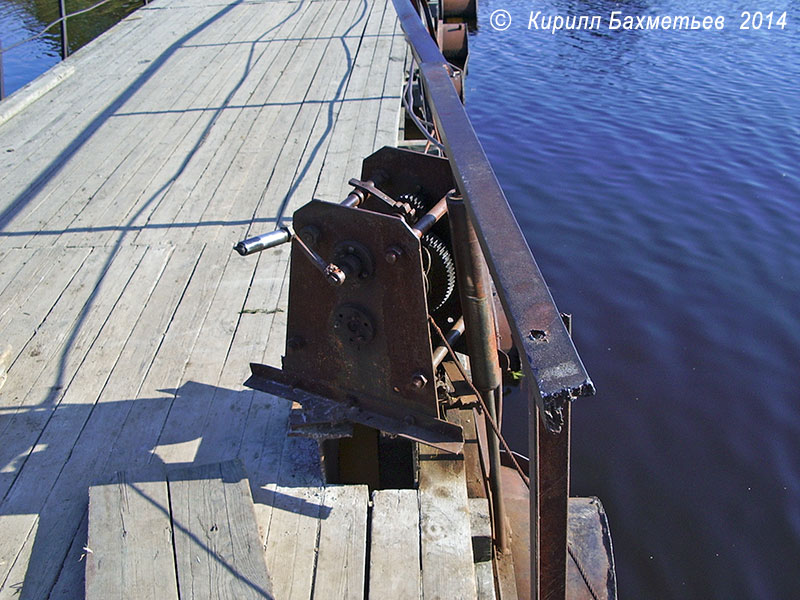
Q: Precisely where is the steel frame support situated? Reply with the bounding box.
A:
[58,0,69,59]
[0,39,5,100]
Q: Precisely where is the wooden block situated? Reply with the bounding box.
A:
[368,489,421,600]
[312,484,369,600]
[167,460,273,600]
[86,471,178,600]
[469,498,496,600]
[261,485,325,600]
[419,448,478,600]
[444,397,487,500]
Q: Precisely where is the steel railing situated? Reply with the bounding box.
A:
[390,0,596,598]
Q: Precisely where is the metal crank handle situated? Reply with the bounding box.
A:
[234,226,345,286]
[291,232,346,286]
[233,227,292,256]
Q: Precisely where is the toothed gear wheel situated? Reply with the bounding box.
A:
[421,233,456,313]
[398,192,427,222]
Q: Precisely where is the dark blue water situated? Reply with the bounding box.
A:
[468,1,800,597]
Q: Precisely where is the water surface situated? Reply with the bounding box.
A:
[0,0,140,95]
[468,1,799,597]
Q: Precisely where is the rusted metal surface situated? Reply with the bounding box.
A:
[411,193,450,238]
[243,147,466,454]
[360,146,455,211]
[283,200,438,415]
[500,462,616,600]
[390,0,595,436]
[437,22,469,70]
[246,363,463,453]
[538,312,573,599]
[540,403,571,600]
[441,0,476,20]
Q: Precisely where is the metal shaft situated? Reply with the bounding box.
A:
[341,187,366,207]
[412,193,450,238]
[447,193,509,553]
[432,316,465,368]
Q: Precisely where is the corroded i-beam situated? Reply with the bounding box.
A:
[390,1,596,598]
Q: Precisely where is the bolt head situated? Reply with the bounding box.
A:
[384,246,402,264]
[410,373,428,389]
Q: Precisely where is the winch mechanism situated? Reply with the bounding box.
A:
[236,147,485,458]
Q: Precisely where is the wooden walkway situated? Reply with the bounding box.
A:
[0,0,408,596]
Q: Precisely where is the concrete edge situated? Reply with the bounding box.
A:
[0,62,76,127]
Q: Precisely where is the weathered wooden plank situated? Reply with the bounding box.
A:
[0,1,404,598]
[0,246,88,377]
[168,460,273,600]
[261,484,324,600]
[85,471,178,600]
[0,245,170,508]
[0,246,145,455]
[152,244,256,467]
[98,242,229,476]
[314,0,384,202]
[0,6,174,174]
[0,8,222,224]
[373,14,405,149]
[0,244,200,599]
[469,498,497,600]
[0,0,239,180]
[130,1,312,247]
[342,0,397,192]
[312,484,369,600]
[368,489,421,600]
[48,510,88,600]
[442,370,488,500]
[56,7,276,250]
[15,3,272,249]
[195,0,356,243]
[0,248,30,297]
[418,445,478,600]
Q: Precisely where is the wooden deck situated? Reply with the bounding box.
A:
[0,0,409,596]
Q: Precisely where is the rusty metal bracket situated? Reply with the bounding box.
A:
[246,363,463,453]
[348,178,397,208]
